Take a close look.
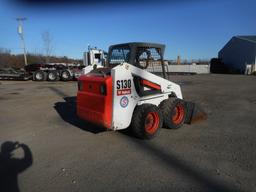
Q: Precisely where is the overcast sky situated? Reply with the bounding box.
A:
[0,0,255,60]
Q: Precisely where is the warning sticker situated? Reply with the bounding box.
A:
[117,89,131,96]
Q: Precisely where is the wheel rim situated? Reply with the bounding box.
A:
[49,73,55,80]
[144,112,159,134]
[62,72,69,79]
[172,104,185,125]
[36,73,43,80]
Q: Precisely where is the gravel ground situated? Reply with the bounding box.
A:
[0,74,255,192]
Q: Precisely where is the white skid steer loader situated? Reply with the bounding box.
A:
[77,42,207,139]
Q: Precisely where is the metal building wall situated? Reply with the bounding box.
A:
[147,64,210,74]
[218,37,256,73]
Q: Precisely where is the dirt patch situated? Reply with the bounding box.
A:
[249,99,256,104]
[36,86,48,90]
[0,96,9,100]
[15,88,24,91]
[8,92,20,95]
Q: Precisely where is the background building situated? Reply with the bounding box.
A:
[218,36,256,73]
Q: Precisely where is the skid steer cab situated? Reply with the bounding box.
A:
[77,42,206,139]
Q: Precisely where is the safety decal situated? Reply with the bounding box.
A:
[120,96,129,108]
[116,79,132,96]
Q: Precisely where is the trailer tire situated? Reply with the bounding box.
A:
[47,71,58,81]
[61,70,72,81]
[159,98,186,129]
[130,104,163,139]
[33,71,46,81]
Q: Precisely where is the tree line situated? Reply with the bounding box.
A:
[0,48,83,69]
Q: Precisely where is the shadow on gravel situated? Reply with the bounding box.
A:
[54,96,106,134]
[119,132,238,192]
[49,87,105,134]
[0,141,33,192]
[48,87,69,98]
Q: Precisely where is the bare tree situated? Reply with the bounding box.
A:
[0,48,81,68]
[0,48,11,54]
[42,31,53,63]
[0,48,11,68]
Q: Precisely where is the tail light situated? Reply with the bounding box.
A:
[100,84,106,95]
[78,81,83,91]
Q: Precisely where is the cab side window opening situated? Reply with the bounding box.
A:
[94,53,101,59]
[136,47,162,69]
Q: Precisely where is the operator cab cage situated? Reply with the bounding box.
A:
[108,42,167,79]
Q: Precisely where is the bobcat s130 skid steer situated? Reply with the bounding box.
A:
[77,42,206,139]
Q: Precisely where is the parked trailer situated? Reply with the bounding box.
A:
[0,63,84,81]
[25,63,77,81]
[0,68,30,80]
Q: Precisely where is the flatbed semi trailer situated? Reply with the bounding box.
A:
[0,63,84,81]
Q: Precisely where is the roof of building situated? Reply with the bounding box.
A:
[236,36,256,43]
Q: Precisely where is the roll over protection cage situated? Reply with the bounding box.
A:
[108,42,167,79]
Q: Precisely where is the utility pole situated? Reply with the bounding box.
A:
[177,55,181,65]
[16,17,28,66]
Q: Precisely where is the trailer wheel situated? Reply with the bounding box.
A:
[159,98,186,129]
[33,71,46,81]
[61,70,71,81]
[47,71,58,81]
[130,104,163,139]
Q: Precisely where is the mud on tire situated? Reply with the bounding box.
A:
[130,104,163,140]
[159,98,186,129]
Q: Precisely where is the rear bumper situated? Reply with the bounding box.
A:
[76,75,113,129]
[77,93,112,129]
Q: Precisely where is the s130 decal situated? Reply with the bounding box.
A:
[116,79,132,96]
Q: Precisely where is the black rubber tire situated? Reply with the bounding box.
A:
[159,98,186,129]
[130,104,163,140]
[47,71,58,81]
[33,71,46,81]
[61,70,72,81]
